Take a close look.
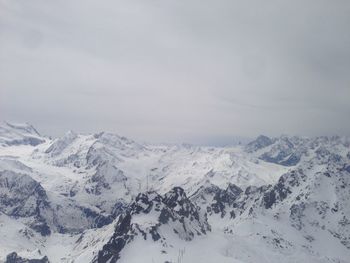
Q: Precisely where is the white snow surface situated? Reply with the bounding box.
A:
[0,123,349,262]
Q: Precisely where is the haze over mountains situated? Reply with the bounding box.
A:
[0,121,349,263]
[1,0,349,262]
[2,0,350,143]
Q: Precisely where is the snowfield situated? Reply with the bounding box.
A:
[0,122,349,263]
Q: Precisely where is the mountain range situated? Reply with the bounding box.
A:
[0,121,349,263]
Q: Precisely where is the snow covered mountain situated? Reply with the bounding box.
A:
[0,122,349,262]
[0,122,45,147]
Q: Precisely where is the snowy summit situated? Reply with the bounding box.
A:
[0,122,349,262]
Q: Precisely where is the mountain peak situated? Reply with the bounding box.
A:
[0,121,45,146]
[245,134,273,152]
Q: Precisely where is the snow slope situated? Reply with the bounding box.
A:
[0,123,349,262]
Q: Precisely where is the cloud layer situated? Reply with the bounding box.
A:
[1,0,350,144]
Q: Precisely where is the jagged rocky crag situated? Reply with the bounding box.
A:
[0,122,349,262]
[95,187,209,263]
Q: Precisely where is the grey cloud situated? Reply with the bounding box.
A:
[1,0,349,145]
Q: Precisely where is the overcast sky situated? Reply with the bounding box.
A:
[1,0,350,145]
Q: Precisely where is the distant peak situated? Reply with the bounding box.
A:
[245,134,273,152]
[0,121,45,146]
[3,121,41,136]
[64,130,78,138]
[256,134,271,141]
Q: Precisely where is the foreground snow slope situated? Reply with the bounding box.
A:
[0,122,349,262]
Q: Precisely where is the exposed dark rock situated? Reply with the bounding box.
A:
[262,170,303,209]
[263,189,277,209]
[8,137,44,146]
[5,252,49,263]
[94,187,209,263]
[211,184,243,217]
[245,135,273,152]
[29,219,51,236]
[345,165,350,173]
[290,203,306,230]
[95,213,133,263]
[279,153,301,166]
[85,162,127,195]
[159,208,173,224]
[81,207,114,228]
[0,170,50,218]
[111,200,128,218]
